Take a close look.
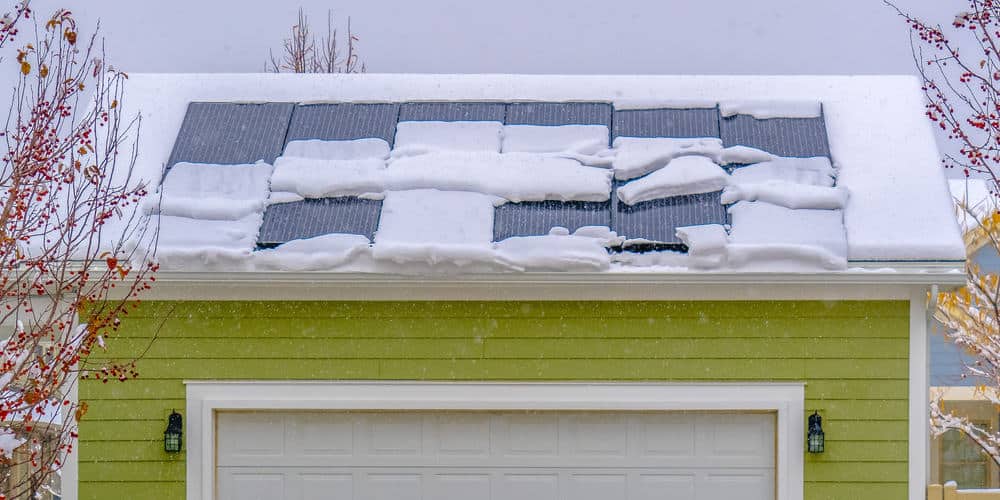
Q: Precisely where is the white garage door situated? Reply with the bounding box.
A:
[216,411,775,500]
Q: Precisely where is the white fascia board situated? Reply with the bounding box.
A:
[138,268,964,301]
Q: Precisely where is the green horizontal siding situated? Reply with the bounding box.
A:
[79,300,910,500]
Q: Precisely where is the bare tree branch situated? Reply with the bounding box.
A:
[266,7,366,74]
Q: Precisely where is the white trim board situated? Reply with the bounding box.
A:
[910,290,931,500]
[185,381,806,500]
[143,277,941,301]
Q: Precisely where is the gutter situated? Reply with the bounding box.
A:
[130,262,966,301]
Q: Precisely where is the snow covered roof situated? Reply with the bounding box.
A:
[124,74,965,274]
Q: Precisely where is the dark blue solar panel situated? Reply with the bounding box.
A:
[493,201,611,241]
[285,103,400,146]
[257,198,382,246]
[505,102,612,127]
[399,102,506,122]
[720,114,830,157]
[167,102,295,166]
[614,190,726,248]
[613,108,720,139]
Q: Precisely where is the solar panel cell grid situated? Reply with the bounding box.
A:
[493,201,611,241]
[257,198,382,247]
[398,102,506,122]
[719,114,830,158]
[612,107,720,139]
[159,99,831,253]
[505,102,612,127]
[167,102,295,167]
[285,103,400,146]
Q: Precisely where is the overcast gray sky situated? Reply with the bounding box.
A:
[3,1,977,178]
[18,0,961,75]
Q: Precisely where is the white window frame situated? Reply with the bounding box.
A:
[185,381,805,500]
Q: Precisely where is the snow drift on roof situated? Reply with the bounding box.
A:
[282,138,390,160]
[118,73,966,272]
[149,161,273,221]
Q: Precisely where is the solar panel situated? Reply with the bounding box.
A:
[614,190,727,250]
[285,103,400,146]
[257,198,382,247]
[613,108,720,139]
[505,102,612,126]
[720,114,830,157]
[167,102,295,166]
[399,102,506,122]
[493,201,612,241]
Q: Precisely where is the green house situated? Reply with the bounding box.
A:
[70,74,966,500]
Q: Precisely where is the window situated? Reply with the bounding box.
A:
[940,425,990,488]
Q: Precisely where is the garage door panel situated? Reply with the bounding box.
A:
[702,415,775,462]
[633,473,697,500]
[217,470,286,500]
[500,413,560,457]
[364,473,422,500]
[289,413,355,457]
[562,414,629,457]
[638,414,697,457]
[432,414,491,457]
[368,415,424,456]
[428,473,492,498]
[218,413,286,459]
[217,411,776,500]
[566,473,628,500]
[699,472,774,500]
[500,473,559,499]
[300,473,354,499]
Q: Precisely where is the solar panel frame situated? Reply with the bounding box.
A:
[166,102,295,167]
[493,201,612,241]
[612,107,721,139]
[398,102,506,122]
[257,198,382,247]
[719,114,830,157]
[284,103,401,146]
[505,102,612,127]
[614,190,727,249]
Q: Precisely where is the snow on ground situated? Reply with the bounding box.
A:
[148,161,273,220]
[283,138,390,160]
[119,74,966,272]
[393,121,503,155]
[617,156,729,205]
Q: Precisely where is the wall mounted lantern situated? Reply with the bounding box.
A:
[807,411,825,453]
[164,410,183,453]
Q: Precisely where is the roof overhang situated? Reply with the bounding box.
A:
[139,261,964,301]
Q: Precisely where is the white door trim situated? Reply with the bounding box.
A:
[185,381,805,500]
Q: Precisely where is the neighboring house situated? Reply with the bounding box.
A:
[929,179,1000,489]
[72,74,966,500]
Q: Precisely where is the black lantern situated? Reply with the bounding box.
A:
[807,411,825,453]
[164,410,183,453]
